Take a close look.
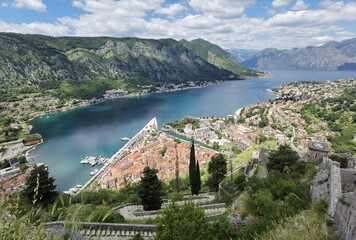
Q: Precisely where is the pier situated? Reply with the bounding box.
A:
[75,117,158,195]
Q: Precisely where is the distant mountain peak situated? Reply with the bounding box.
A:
[236,37,356,71]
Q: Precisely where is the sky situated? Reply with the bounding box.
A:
[0,0,356,49]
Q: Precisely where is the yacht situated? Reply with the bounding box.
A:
[90,169,99,176]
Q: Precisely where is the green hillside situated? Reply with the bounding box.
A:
[0,33,234,90]
[180,38,260,78]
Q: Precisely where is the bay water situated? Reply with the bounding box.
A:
[29,70,356,191]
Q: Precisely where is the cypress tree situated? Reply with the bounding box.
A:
[196,160,201,194]
[189,140,201,195]
[189,140,197,195]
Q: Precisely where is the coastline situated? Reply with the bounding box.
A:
[21,80,223,164]
[23,76,356,192]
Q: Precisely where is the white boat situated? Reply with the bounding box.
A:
[63,191,72,195]
[90,169,99,176]
[80,156,89,164]
[121,137,130,141]
[69,187,79,193]
[75,184,83,188]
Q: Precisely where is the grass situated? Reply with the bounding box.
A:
[256,200,339,240]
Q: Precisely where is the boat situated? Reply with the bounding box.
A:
[121,137,130,141]
[80,156,89,164]
[69,187,79,192]
[90,169,99,176]
[75,184,83,188]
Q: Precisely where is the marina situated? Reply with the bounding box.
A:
[74,117,158,195]
[80,155,110,166]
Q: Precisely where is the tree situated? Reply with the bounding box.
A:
[207,154,227,191]
[156,203,214,240]
[138,167,162,211]
[23,165,58,206]
[189,140,201,195]
[267,145,299,173]
[196,160,201,194]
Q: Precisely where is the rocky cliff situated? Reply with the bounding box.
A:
[0,33,238,89]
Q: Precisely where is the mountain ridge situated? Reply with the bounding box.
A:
[229,38,356,70]
[0,33,249,89]
[180,38,260,77]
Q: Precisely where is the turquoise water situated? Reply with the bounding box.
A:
[29,70,356,191]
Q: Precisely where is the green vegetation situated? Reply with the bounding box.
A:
[257,198,338,240]
[180,38,260,78]
[301,86,356,154]
[160,146,167,156]
[22,165,58,207]
[72,185,140,206]
[54,79,128,100]
[207,154,227,191]
[189,141,201,195]
[156,203,214,240]
[138,167,163,211]
[267,145,299,173]
[23,133,42,143]
[330,154,348,168]
[165,117,200,133]
[0,33,237,92]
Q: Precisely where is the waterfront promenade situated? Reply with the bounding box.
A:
[76,117,158,194]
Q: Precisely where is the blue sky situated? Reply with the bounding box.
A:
[0,0,356,49]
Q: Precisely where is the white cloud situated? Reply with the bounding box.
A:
[189,0,254,19]
[12,0,47,12]
[155,3,185,18]
[272,0,292,8]
[0,0,356,50]
[292,0,309,11]
[0,20,69,35]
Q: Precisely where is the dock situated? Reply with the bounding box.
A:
[75,117,158,195]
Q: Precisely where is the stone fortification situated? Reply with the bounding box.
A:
[310,151,356,240]
[334,192,356,240]
[328,160,342,217]
[45,222,156,240]
[310,156,342,217]
[340,168,356,193]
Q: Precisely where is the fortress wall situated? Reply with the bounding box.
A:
[340,169,356,193]
[328,160,342,217]
[334,192,356,240]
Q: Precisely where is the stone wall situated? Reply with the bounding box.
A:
[310,157,342,218]
[328,160,342,217]
[334,192,356,240]
[45,222,156,240]
[340,169,356,193]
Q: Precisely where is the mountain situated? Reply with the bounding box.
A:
[240,38,356,70]
[180,38,260,77]
[227,49,258,63]
[0,33,237,89]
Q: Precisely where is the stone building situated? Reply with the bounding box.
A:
[303,141,330,165]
